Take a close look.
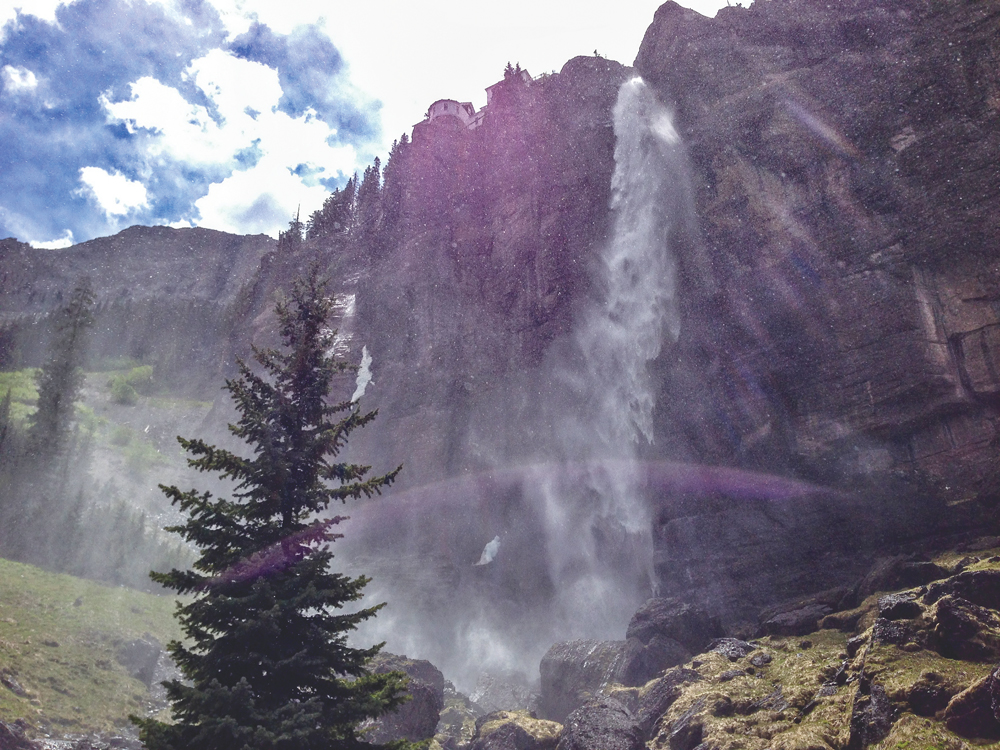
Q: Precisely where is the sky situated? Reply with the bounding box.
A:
[0,0,728,248]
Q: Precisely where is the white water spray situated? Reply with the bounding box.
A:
[344,77,694,689]
[538,76,688,636]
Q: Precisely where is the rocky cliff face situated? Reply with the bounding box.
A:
[629,0,1000,618]
[351,55,633,486]
[637,0,1000,489]
[343,0,1000,629]
[0,226,271,389]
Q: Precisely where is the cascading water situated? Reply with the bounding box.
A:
[533,75,687,636]
[343,76,694,690]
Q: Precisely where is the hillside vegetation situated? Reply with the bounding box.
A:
[0,558,183,736]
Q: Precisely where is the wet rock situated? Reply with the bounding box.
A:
[924,569,1000,610]
[943,664,1000,739]
[437,682,485,750]
[556,697,642,750]
[876,591,923,621]
[633,667,701,739]
[471,672,536,713]
[749,652,772,668]
[846,634,868,658]
[759,603,831,637]
[0,719,37,750]
[114,635,161,688]
[905,671,957,717]
[854,557,950,603]
[1,669,29,697]
[625,598,723,655]
[870,618,913,648]
[469,721,541,750]
[847,682,896,750]
[929,596,1000,662]
[367,653,445,743]
[959,537,1000,553]
[664,697,704,750]
[745,685,788,714]
[708,638,756,661]
[618,635,689,688]
[470,710,561,750]
[539,640,627,722]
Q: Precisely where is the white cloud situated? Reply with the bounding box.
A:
[193,0,728,159]
[0,0,71,26]
[194,152,331,235]
[103,48,357,236]
[188,48,282,123]
[321,0,729,154]
[30,229,74,248]
[77,167,148,217]
[202,0,330,38]
[103,76,229,165]
[2,64,38,92]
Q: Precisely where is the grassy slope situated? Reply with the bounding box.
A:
[0,557,183,734]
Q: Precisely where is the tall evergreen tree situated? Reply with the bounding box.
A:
[0,388,11,457]
[29,279,94,455]
[308,177,357,240]
[278,207,305,253]
[135,266,407,750]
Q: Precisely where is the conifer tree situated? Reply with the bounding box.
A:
[29,279,94,456]
[135,266,407,750]
[278,207,305,253]
[0,388,11,456]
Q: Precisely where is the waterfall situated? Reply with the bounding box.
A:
[342,76,694,690]
[536,76,687,635]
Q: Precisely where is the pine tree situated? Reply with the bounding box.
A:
[29,279,94,456]
[0,388,11,456]
[135,266,407,750]
[278,207,305,253]
[308,177,357,240]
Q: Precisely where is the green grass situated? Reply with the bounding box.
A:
[0,557,184,734]
[0,369,39,424]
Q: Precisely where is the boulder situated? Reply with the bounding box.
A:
[0,719,36,750]
[876,591,923,621]
[555,697,642,750]
[469,710,561,750]
[436,681,485,750]
[905,671,957,718]
[759,603,831,637]
[663,697,705,750]
[924,569,1000,610]
[632,667,702,739]
[538,641,627,722]
[870,618,915,649]
[625,598,722,654]
[929,596,1000,662]
[366,653,445,743]
[114,634,162,688]
[943,665,1000,739]
[618,636,689,688]
[847,682,896,750]
[708,638,757,662]
[853,556,950,603]
[471,672,537,713]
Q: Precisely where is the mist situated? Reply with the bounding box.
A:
[339,77,696,692]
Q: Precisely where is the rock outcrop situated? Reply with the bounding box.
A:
[366,653,446,743]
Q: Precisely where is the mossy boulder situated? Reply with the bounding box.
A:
[469,709,562,750]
